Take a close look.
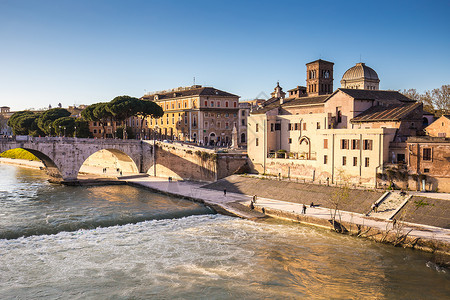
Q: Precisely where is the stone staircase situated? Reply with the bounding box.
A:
[368,191,410,220]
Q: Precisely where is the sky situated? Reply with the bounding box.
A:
[1,0,449,111]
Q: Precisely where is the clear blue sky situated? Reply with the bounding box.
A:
[1,0,449,111]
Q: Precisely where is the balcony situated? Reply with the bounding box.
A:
[268,151,316,160]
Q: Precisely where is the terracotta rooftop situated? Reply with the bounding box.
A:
[351,102,422,123]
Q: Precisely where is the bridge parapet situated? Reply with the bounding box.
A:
[0,137,154,182]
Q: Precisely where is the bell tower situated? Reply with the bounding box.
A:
[306,59,334,96]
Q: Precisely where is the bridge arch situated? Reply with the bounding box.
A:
[1,147,63,179]
[77,148,140,177]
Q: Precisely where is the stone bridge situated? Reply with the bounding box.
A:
[0,137,154,182]
[0,137,249,183]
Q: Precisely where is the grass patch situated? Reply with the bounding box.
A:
[0,149,40,161]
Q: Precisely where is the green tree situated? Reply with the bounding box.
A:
[74,118,91,138]
[53,117,75,137]
[107,96,141,139]
[136,100,164,132]
[93,102,113,138]
[7,111,41,135]
[37,108,71,135]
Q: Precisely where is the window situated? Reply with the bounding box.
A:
[225,113,229,117]
[270,123,274,132]
[204,100,207,106]
[210,101,214,107]
[353,157,357,166]
[226,101,229,108]
[256,138,259,147]
[352,139,360,150]
[93,129,97,133]
[316,122,321,129]
[275,123,281,131]
[225,122,229,129]
[217,101,220,107]
[342,156,347,166]
[363,139,373,150]
[241,119,245,126]
[423,168,430,173]
[289,138,292,144]
[324,155,328,164]
[295,123,299,130]
[365,157,370,167]
[234,102,237,107]
[256,124,259,132]
[423,148,432,161]
[217,122,221,129]
[324,139,328,149]
[241,110,245,116]
[341,139,349,149]
[288,124,292,131]
[303,123,306,130]
[336,107,342,123]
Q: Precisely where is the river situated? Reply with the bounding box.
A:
[0,164,448,299]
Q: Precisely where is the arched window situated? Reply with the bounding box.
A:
[241,133,246,143]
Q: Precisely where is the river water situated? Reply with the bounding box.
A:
[0,164,448,299]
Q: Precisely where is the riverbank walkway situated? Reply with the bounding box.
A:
[123,176,450,246]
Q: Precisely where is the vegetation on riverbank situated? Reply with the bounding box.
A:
[0,149,40,161]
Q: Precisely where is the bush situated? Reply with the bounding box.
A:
[0,149,40,161]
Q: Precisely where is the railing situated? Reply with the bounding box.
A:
[267,151,317,160]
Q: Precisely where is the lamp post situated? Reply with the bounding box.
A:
[74,126,77,138]
[59,125,61,137]
[63,126,66,137]
[49,125,51,137]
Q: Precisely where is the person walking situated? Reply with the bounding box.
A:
[302,204,307,214]
[223,188,227,196]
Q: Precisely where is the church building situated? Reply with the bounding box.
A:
[247,59,423,187]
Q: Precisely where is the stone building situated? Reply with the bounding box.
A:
[340,62,380,90]
[141,85,240,146]
[247,59,422,187]
[406,136,450,192]
[424,115,450,137]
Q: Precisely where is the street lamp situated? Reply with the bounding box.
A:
[63,126,66,137]
[49,125,51,137]
[59,125,61,137]
[74,126,77,138]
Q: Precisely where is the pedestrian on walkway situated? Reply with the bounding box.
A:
[302,204,306,214]
[310,201,314,208]
[252,195,257,203]
[223,188,227,196]
[249,201,254,210]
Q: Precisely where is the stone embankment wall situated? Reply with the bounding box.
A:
[153,142,248,182]
[255,205,450,260]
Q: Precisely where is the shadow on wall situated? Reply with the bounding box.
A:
[154,145,217,182]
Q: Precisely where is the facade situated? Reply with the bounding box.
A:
[0,106,13,136]
[247,60,422,187]
[141,85,240,146]
[424,115,450,137]
[406,136,450,192]
[340,63,380,90]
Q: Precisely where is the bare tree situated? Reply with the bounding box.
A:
[327,170,350,232]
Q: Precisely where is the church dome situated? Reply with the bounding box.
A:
[342,62,379,82]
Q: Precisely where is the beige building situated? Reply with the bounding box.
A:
[247,60,422,186]
[424,115,450,137]
[141,85,240,146]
